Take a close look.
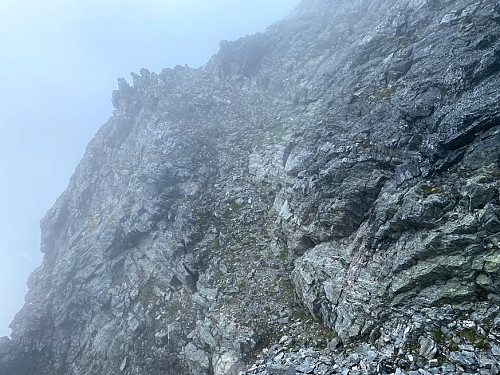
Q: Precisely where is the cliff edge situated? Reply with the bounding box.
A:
[1,0,500,374]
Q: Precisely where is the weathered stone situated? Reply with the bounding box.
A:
[267,364,287,374]
[296,361,315,373]
[119,356,129,372]
[428,358,439,368]
[2,0,500,374]
[419,337,437,360]
[478,356,497,369]
[450,351,477,369]
[155,329,168,346]
[459,344,475,352]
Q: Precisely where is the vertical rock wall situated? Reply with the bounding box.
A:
[1,0,500,374]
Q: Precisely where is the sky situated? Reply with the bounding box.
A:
[0,0,301,338]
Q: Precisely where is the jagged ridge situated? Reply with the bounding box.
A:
[1,0,500,374]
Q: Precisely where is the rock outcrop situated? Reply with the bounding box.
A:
[1,0,500,374]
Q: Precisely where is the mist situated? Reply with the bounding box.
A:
[0,0,300,337]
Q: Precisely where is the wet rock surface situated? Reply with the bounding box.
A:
[1,0,500,374]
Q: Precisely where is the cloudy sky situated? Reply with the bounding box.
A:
[0,0,301,337]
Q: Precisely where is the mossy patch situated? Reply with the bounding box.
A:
[278,251,288,260]
[460,329,487,348]
[421,185,443,195]
[431,329,445,344]
[292,307,310,321]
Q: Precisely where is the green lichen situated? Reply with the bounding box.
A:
[373,86,396,101]
[484,252,500,273]
[421,185,443,195]
[278,251,288,260]
[477,18,490,27]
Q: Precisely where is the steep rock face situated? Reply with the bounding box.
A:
[1,0,500,374]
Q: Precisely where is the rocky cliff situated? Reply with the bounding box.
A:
[1,0,500,374]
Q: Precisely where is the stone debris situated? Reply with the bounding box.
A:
[240,337,500,375]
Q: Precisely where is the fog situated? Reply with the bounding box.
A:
[0,0,300,337]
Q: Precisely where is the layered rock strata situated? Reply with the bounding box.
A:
[1,0,500,374]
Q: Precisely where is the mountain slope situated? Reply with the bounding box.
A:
[1,0,500,374]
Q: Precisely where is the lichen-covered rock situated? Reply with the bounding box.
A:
[1,0,500,374]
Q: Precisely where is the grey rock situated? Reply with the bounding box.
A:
[296,362,314,373]
[267,364,288,374]
[493,345,500,357]
[154,329,168,346]
[478,356,497,369]
[419,337,437,360]
[459,344,475,352]
[428,359,439,368]
[450,351,477,369]
[119,356,129,372]
[1,0,500,374]
[440,364,456,373]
